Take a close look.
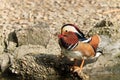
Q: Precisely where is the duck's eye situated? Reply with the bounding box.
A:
[65,30,68,32]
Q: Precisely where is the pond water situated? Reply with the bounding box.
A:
[0,73,22,80]
[90,74,120,80]
[0,73,120,80]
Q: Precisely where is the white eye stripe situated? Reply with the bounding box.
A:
[63,26,78,32]
[63,26,84,37]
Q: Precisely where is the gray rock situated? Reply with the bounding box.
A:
[14,45,47,59]
[15,22,51,47]
[0,53,10,72]
[0,26,5,54]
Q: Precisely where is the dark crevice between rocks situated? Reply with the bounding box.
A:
[94,20,113,27]
[3,40,8,52]
[4,31,18,52]
[8,31,19,47]
[1,69,22,80]
[3,31,19,52]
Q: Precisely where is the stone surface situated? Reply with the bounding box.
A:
[0,0,119,80]
[15,22,51,47]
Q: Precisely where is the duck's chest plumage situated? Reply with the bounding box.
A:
[61,48,83,60]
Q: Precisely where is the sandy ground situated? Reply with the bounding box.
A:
[0,0,120,34]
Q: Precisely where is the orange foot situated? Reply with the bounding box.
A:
[71,66,82,73]
[72,59,84,73]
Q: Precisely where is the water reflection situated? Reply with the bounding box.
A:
[90,74,120,80]
[0,73,120,80]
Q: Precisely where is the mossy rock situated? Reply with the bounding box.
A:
[87,22,120,41]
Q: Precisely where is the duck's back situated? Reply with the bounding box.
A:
[89,35,101,51]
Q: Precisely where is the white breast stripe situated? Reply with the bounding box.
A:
[82,37,92,43]
[67,44,73,50]
[71,42,78,50]
[67,42,78,50]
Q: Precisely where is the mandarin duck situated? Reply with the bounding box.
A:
[58,24,103,73]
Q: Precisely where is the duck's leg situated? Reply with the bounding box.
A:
[73,59,85,73]
[71,59,78,71]
[79,59,85,70]
[74,59,78,65]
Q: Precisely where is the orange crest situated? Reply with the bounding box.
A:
[89,35,100,51]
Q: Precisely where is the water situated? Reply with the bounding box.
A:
[0,74,120,80]
[0,72,120,80]
[0,73,22,80]
[90,74,120,80]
